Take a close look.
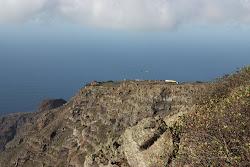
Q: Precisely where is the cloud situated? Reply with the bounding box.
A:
[1,0,250,30]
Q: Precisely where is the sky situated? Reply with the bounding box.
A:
[0,0,250,115]
[1,0,250,30]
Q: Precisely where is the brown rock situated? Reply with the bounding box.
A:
[0,81,207,167]
[38,98,67,112]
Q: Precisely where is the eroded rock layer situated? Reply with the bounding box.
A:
[0,81,207,167]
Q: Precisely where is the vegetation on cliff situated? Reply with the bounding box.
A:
[152,66,249,166]
[0,66,248,167]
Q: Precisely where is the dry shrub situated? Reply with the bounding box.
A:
[152,66,250,167]
[176,66,250,166]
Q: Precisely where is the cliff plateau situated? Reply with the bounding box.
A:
[0,81,207,167]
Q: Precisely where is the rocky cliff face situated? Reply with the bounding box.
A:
[38,99,67,112]
[0,81,207,167]
[0,112,37,152]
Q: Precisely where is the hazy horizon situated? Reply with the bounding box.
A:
[0,0,250,116]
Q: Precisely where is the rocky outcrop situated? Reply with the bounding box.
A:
[0,81,207,167]
[38,98,67,112]
[84,117,171,167]
[0,112,37,152]
[0,98,67,154]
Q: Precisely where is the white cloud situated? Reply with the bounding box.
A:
[0,0,250,30]
[0,0,46,23]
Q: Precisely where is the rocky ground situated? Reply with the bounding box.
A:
[0,80,207,167]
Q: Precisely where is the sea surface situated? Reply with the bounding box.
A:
[0,24,249,117]
[0,53,247,117]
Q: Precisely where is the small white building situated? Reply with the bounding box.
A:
[165,80,179,83]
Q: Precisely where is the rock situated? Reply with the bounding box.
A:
[84,117,171,167]
[0,81,207,167]
[38,98,67,112]
[0,112,37,152]
[131,118,167,150]
[120,118,171,167]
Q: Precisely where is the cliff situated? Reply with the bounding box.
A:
[0,80,207,167]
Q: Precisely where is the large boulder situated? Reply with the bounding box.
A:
[84,117,172,167]
[38,98,67,112]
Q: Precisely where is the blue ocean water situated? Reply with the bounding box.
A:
[0,53,248,117]
[0,24,249,117]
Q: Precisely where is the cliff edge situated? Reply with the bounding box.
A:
[0,80,207,167]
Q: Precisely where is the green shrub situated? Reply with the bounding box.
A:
[151,66,250,166]
[107,80,113,83]
[176,66,250,166]
[178,86,249,166]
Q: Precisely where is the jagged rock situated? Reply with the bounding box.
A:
[38,98,67,112]
[0,81,207,167]
[84,117,173,167]
[131,117,167,150]
[0,113,37,152]
[120,118,172,167]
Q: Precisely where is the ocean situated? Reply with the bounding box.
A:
[1,52,247,117]
[1,24,249,117]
